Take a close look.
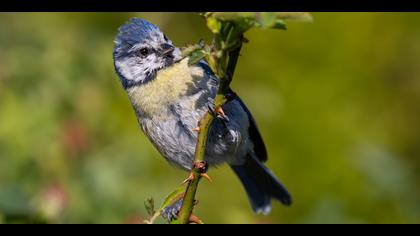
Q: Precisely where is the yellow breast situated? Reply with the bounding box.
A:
[127,58,204,119]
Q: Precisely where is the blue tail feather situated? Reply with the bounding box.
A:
[230,155,292,214]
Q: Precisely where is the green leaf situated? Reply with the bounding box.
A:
[208,12,291,33]
[274,12,313,22]
[188,50,207,65]
[272,19,287,30]
[159,185,186,211]
[256,12,276,29]
[211,12,255,21]
[208,12,312,26]
[181,44,200,58]
[180,39,210,66]
[181,39,208,55]
[207,16,222,34]
[144,198,155,217]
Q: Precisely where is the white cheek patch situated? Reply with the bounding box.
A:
[116,31,176,84]
[116,54,166,84]
[116,57,144,82]
[143,54,164,75]
[115,59,134,81]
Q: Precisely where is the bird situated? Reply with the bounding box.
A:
[113,18,292,218]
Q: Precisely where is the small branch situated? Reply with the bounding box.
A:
[144,211,161,224]
[149,12,310,224]
[173,161,208,224]
[175,20,244,224]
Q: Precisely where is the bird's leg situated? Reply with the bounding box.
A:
[207,97,230,122]
[192,120,201,132]
[216,107,226,119]
[207,90,238,123]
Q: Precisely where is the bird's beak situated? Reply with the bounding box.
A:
[161,43,175,56]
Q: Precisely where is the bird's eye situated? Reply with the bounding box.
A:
[138,48,150,57]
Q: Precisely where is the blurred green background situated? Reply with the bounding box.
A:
[0,12,419,224]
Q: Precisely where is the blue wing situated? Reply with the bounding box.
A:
[233,94,268,162]
[197,60,268,162]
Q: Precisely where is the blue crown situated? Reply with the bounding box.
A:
[115,18,161,49]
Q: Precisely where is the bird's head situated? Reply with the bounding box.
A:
[113,18,182,89]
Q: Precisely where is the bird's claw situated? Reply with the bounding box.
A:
[193,121,201,132]
[216,107,227,119]
[207,103,230,122]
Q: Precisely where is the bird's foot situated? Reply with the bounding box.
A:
[216,107,227,120]
[207,102,229,122]
[206,91,237,122]
[192,120,201,132]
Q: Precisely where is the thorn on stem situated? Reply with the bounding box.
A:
[182,172,195,185]
[189,214,204,224]
[193,161,212,182]
[200,173,213,183]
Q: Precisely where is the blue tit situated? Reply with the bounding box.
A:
[113,18,292,214]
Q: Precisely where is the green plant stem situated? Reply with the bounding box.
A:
[175,21,243,224]
[174,114,213,224]
[172,170,200,224]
